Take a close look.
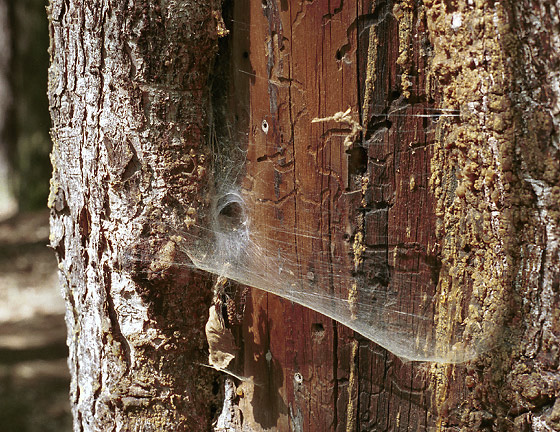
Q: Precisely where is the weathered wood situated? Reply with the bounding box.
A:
[220,0,560,431]
[236,1,358,429]
[227,0,438,429]
[354,2,437,429]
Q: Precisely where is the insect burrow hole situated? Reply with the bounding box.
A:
[215,193,247,233]
[261,119,269,134]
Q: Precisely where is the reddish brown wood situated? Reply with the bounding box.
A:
[226,0,438,430]
[353,2,438,430]
[233,1,359,429]
[217,0,560,431]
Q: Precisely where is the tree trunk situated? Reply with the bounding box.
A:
[48,0,223,429]
[0,0,14,217]
[11,0,51,210]
[49,0,560,431]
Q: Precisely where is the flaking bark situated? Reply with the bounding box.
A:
[48,0,223,430]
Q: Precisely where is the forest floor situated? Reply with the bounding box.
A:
[0,209,71,431]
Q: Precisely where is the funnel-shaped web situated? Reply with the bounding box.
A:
[122,99,496,364]
[124,167,494,364]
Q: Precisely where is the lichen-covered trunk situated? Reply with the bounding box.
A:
[48,0,223,429]
[426,0,560,430]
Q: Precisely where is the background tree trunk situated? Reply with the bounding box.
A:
[0,0,51,216]
[10,0,51,211]
[49,0,559,431]
[0,0,14,217]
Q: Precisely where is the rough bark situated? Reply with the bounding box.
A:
[48,0,223,429]
[426,1,560,430]
[49,0,559,431]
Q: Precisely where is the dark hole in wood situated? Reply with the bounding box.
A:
[364,115,393,141]
[311,323,324,333]
[219,202,244,225]
[347,146,368,175]
[184,156,195,174]
[216,195,246,232]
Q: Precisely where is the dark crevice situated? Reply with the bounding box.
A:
[364,116,392,141]
[347,146,368,176]
[91,377,101,417]
[78,410,84,432]
[354,342,360,432]
[357,200,392,212]
[121,143,141,184]
[78,207,91,249]
[332,4,394,40]
[311,322,324,333]
[357,2,392,37]
[103,264,132,372]
[332,320,338,428]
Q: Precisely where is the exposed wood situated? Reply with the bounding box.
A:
[228,0,438,429]
[219,0,560,431]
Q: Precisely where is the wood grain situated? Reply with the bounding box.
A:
[227,0,438,429]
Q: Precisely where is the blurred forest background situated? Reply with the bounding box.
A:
[0,0,71,430]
